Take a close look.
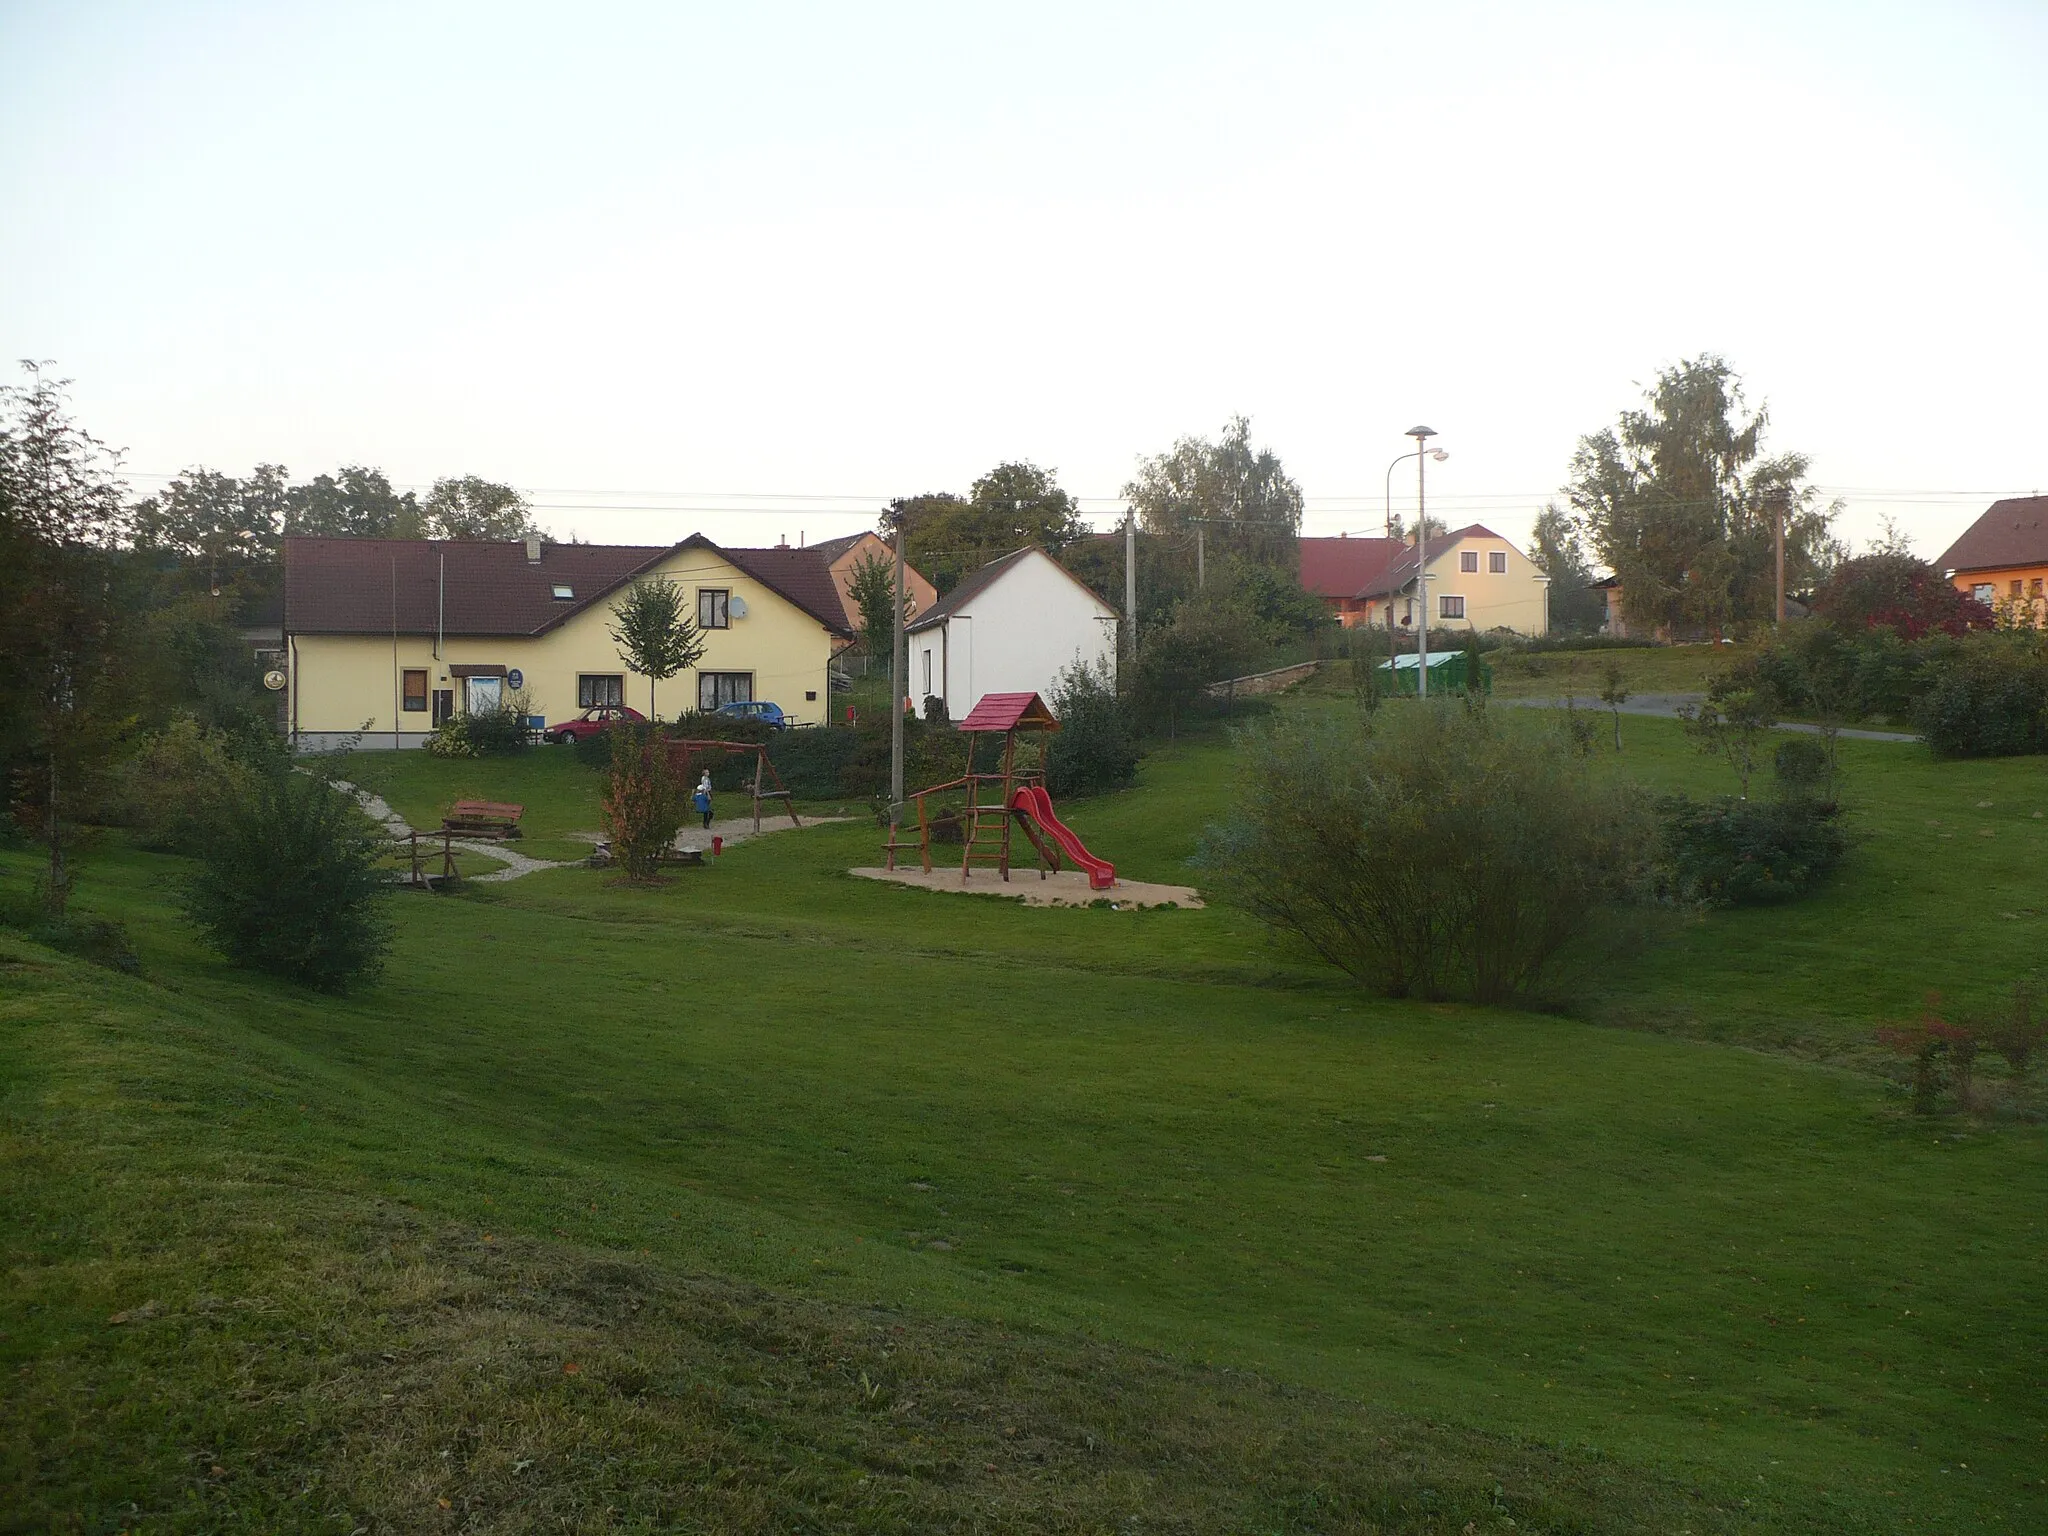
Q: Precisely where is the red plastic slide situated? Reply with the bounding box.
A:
[1009,785,1116,890]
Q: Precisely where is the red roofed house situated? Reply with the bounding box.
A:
[1298,535,1405,627]
[1937,496,2048,629]
[1304,526,1550,635]
[283,533,853,748]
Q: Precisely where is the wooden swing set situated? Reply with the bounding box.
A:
[664,738,802,832]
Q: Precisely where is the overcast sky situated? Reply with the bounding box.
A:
[3,0,2043,558]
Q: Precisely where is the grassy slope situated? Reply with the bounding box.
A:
[1486,644,1758,700]
[6,690,2047,1530]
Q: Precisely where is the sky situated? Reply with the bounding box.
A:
[3,0,2044,560]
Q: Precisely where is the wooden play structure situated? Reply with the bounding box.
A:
[884,691,1115,889]
[394,828,461,890]
[664,738,802,832]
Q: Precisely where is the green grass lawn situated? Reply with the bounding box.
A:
[5,698,2046,1531]
[1485,643,1759,700]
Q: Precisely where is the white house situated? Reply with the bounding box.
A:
[906,547,1119,719]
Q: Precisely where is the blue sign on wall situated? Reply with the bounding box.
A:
[506,668,524,689]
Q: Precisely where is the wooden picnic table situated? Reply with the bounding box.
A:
[442,799,525,840]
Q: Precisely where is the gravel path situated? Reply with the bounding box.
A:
[334,780,577,883]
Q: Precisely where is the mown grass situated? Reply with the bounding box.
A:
[5,684,2047,1531]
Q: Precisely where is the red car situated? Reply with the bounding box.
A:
[545,704,647,744]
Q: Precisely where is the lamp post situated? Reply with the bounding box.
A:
[1384,430,1447,696]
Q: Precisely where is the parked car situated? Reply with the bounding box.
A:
[546,704,647,744]
[712,699,790,729]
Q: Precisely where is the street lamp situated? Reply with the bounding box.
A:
[1383,430,1448,696]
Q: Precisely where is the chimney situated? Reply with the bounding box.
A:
[777,534,788,548]
[524,535,542,564]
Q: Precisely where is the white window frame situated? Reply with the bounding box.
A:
[1973,583,1995,604]
[1459,550,1479,573]
[1488,550,1508,574]
[1439,594,1466,619]
[698,588,731,629]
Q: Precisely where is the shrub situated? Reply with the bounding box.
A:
[600,726,686,879]
[181,767,393,992]
[1201,706,1652,1003]
[0,887,140,973]
[1655,795,1846,907]
[428,690,534,757]
[1771,735,1832,801]
[1976,981,2044,1080]
[1912,639,2048,758]
[105,715,256,853]
[766,727,861,800]
[1044,657,1138,798]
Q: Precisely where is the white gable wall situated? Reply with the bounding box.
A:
[908,551,1118,718]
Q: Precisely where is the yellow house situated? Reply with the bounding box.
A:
[283,534,852,749]
[1353,524,1551,636]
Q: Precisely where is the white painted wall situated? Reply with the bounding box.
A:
[909,550,1118,718]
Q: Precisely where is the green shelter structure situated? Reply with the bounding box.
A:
[1375,651,1491,696]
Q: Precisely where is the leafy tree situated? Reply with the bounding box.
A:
[1531,501,1606,634]
[887,464,1087,595]
[1810,552,1991,638]
[1123,416,1303,571]
[1677,681,1778,798]
[1060,529,1194,638]
[601,725,686,879]
[181,760,394,993]
[607,574,706,718]
[1201,708,1652,1003]
[1043,657,1138,797]
[420,475,538,540]
[846,547,914,658]
[1566,356,1840,637]
[1598,661,1630,750]
[0,362,136,919]
[1132,590,1263,737]
[131,462,288,570]
[284,464,423,538]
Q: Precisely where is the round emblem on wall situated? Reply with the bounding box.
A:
[262,669,287,692]
[506,668,524,689]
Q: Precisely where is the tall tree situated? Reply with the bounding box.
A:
[846,547,913,657]
[967,460,1086,555]
[284,465,423,538]
[421,475,538,540]
[1530,501,1606,634]
[1123,416,1304,571]
[606,575,706,719]
[0,362,137,917]
[1566,356,1839,637]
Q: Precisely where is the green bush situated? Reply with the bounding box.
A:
[1044,657,1138,798]
[1913,640,2048,758]
[1654,795,1846,907]
[1200,706,1653,1003]
[0,888,140,973]
[427,690,534,758]
[181,768,393,992]
[104,715,256,853]
[600,725,686,880]
[1771,735,1833,801]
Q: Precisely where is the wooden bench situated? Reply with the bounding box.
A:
[441,799,525,840]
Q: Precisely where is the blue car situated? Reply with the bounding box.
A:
[713,699,790,729]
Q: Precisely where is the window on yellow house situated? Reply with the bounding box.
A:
[1489,550,1507,573]
[402,669,428,711]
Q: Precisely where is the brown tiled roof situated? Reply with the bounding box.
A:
[723,545,855,636]
[805,530,879,562]
[284,535,850,638]
[1359,524,1504,598]
[1935,497,2048,575]
[1298,536,1404,599]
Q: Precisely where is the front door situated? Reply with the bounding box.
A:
[432,689,454,726]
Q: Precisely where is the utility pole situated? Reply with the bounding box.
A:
[1774,494,1787,627]
[889,509,908,824]
[1124,508,1137,665]
[1196,524,1205,589]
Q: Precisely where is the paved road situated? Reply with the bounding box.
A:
[1497,692,1921,743]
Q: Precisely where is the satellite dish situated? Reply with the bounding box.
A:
[729,595,749,619]
[262,669,287,692]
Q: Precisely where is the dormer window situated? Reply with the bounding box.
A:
[552,584,574,600]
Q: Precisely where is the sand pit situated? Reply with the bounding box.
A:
[850,866,1203,909]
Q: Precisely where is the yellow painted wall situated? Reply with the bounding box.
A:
[1349,534,1549,635]
[289,547,838,738]
[1953,566,2048,629]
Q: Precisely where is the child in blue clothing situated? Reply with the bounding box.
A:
[693,771,713,830]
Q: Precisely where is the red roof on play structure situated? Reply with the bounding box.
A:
[959,692,1061,733]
